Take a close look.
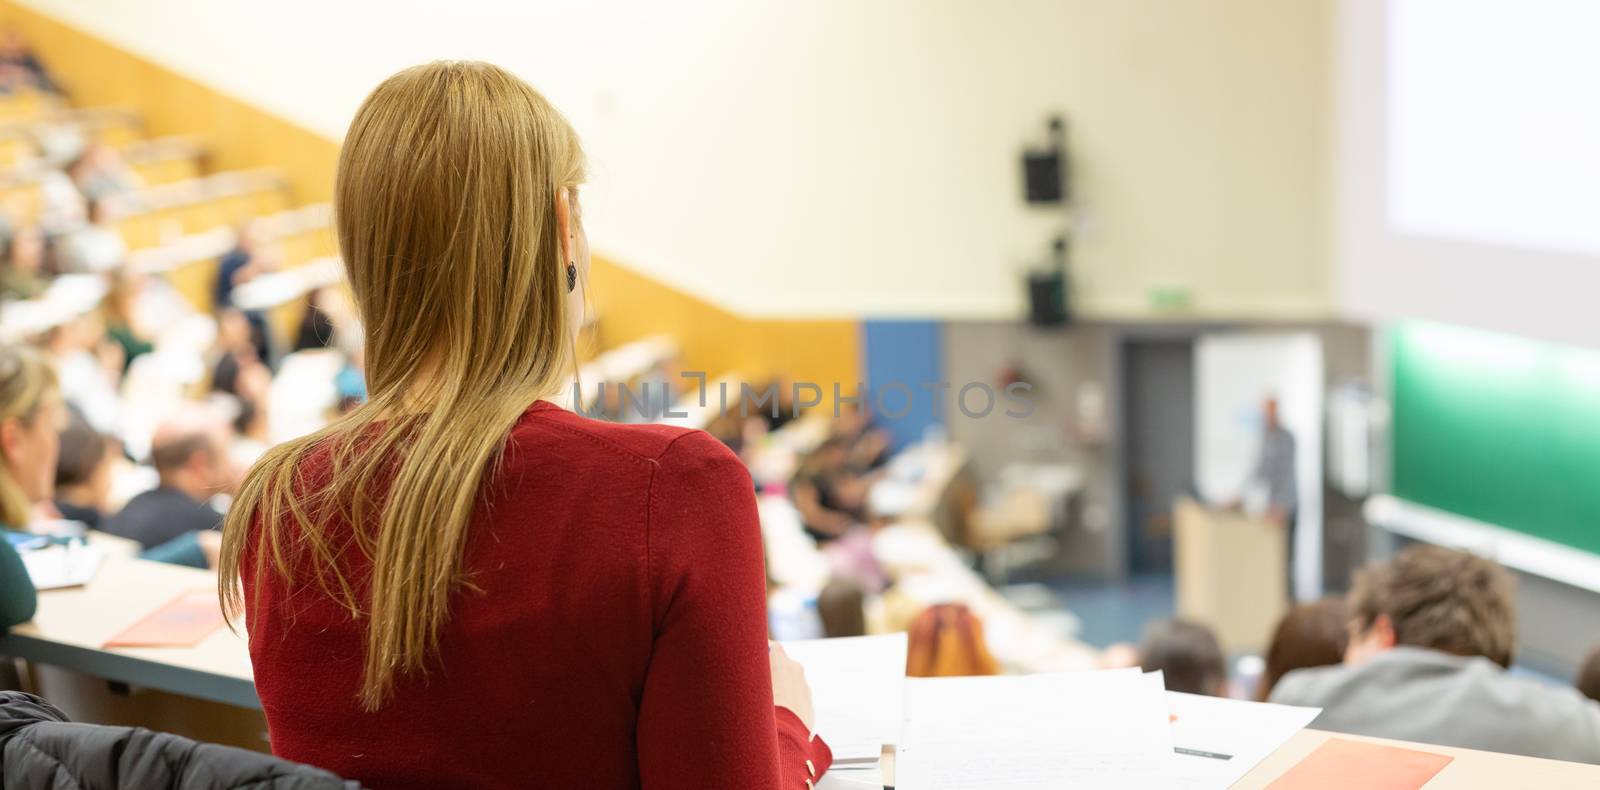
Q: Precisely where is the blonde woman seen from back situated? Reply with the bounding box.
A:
[218,62,831,790]
[0,345,65,628]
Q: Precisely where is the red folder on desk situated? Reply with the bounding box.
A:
[1268,738,1453,790]
[103,588,226,648]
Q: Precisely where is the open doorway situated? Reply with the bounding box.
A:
[1120,338,1196,575]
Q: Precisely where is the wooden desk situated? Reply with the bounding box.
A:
[0,558,256,709]
[1236,728,1600,788]
[840,728,1600,789]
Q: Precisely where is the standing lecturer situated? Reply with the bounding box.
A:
[219,62,830,790]
[1246,396,1298,595]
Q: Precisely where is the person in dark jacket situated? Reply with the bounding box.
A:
[52,409,112,530]
[102,409,235,557]
[0,691,360,789]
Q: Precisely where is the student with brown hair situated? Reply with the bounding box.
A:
[817,577,867,639]
[52,407,113,529]
[906,603,1001,678]
[1255,597,1348,701]
[219,62,829,789]
[1270,544,1600,762]
[1577,645,1600,705]
[1138,618,1226,697]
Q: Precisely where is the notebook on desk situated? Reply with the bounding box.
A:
[103,588,226,648]
[21,543,104,590]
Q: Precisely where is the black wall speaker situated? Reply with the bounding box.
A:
[1026,235,1071,328]
[1022,116,1069,205]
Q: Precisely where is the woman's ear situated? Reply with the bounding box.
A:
[555,187,573,265]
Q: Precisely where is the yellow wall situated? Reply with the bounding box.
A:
[4,0,860,389]
[3,3,337,204]
[587,256,859,391]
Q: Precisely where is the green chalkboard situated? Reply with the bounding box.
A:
[1390,323,1600,555]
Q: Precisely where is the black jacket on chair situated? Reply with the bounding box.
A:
[0,692,360,789]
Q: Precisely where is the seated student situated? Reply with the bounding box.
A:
[0,28,56,93]
[1138,618,1227,696]
[791,437,872,544]
[218,62,829,789]
[906,603,1002,677]
[817,576,868,639]
[292,287,339,353]
[1256,597,1348,701]
[0,224,48,301]
[0,345,63,627]
[211,309,270,402]
[1576,645,1600,705]
[102,269,154,374]
[46,314,123,434]
[214,221,279,364]
[102,409,234,556]
[53,409,113,529]
[833,403,891,471]
[54,197,127,274]
[66,144,140,207]
[1270,545,1600,763]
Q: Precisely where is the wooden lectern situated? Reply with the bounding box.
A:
[1174,497,1288,655]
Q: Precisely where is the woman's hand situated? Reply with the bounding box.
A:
[769,642,816,730]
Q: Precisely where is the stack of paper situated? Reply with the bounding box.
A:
[890,669,1320,789]
[780,633,907,784]
[897,668,1175,789]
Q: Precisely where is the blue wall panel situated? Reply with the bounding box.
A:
[862,320,945,450]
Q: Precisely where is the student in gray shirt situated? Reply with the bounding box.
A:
[1270,545,1600,764]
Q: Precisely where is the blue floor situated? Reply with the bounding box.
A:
[1051,572,1176,649]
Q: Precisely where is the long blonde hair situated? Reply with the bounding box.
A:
[0,345,56,527]
[219,62,586,710]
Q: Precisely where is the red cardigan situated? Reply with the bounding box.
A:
[242,401,832,789]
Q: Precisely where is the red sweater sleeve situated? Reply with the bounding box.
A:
[637,431,833,789]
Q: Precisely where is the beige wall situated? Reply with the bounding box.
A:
[13,0,1334,322]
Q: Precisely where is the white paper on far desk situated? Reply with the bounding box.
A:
[1166,691,1320,789]
[22,544,104,590]
[897,668,1176,790]
[780,633,908,765]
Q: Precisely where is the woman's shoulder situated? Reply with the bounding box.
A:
[515,401,742,473]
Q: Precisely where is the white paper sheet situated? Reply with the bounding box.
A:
[780,633,908,765]
[816,765,884,790]
[896,668,1176,789]
[1166,691,1321,790]
[22,544,104,590]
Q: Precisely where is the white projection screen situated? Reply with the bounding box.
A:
[1339,0,1600,348]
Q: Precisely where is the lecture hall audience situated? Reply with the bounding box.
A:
[1269,544,1600,763]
